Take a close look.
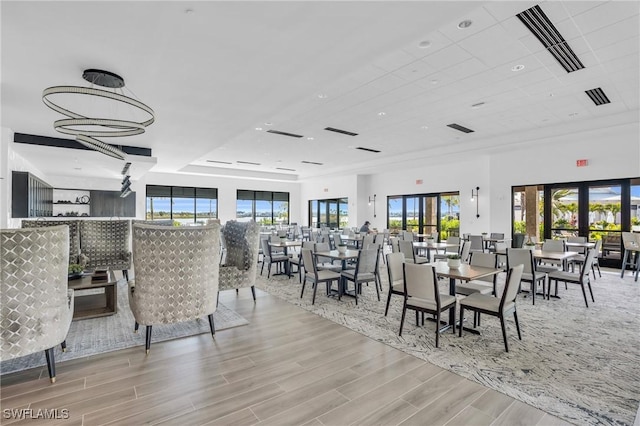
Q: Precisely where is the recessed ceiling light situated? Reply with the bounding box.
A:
[307,137,314,140]
[317,93,327,99]
[471,102,486,109]
[74,167,82,170]
[457,20,473,29]
[255,127,263,131]
[185,8,194,14]
[418,40,431,49]
[430,79,439,85]
[264,122,273,126]
[378,112,386,116]
[511,64,525,72]
[549,93,555,97]
[569,112,579,117]
[421,125,429,130]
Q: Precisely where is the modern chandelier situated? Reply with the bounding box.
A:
[42,69,155,160]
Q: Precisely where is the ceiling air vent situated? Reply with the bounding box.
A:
[301,160,323,166]
[447,123,475,133]
[237,160,261,166]
[585,87,610,106]
[266,130,304,138]
[356,147,381,153]
[276,167,296,172]
[324,127,359,136]
[206,160,232,165]
[517,5,585,73]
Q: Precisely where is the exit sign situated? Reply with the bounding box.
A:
[576,159,589,167]
[416,179,423,185]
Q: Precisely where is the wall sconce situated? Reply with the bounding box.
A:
[471,187,479,218]
[368,194,377,217]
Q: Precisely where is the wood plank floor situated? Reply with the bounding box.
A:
[0,289,571,426]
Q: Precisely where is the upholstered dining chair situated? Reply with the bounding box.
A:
[399,240,428,264]
[459,264,524,352]
[547,248,596,307]
[455,252,498,297]
[219,220,260,301]
[340,248,380,304]
[260,237,289,278]
[399,263,456,348]
[620,232,640,281]
[80,220,131,279]
[384,252,405,316]
[1,225,74,383]
[507,248,546,304]
[129,223,220,353]
[433,236,461,261]
[300,249,341,305]
[21,219,82,265]
[289,241,316,283]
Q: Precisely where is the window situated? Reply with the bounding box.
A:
[386,192,460,239]
[309,198,348,228]
[146,185,217,224]
[237,190,289,225]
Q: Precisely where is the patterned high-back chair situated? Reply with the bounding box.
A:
[22,219,82,265]
[219,220,261,301]
[129,223,220,353]
[1,225,74,383]
[80,220,131,279]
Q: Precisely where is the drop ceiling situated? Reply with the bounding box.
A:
[2,1,638,182]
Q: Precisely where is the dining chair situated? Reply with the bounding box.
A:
[340,248,380,305]
[507,248,546,304]
[568,239,602,279]
[300,249,341,304]
[469,235,484,254]
[620,232,640,281]
[433,236,461,261]
[459,264,524,352]
[547,248,596,307]
[456,252,497,297]
[459,240,472,263]
[289,241,316,283]
[1,225,74,383]
[260,238,289,278]
[399,240,428,264]
[537,239,566,273]
[384,252,405,316]
[399,263,456,348]
[389,237,400,253]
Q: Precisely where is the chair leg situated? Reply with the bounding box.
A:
[587,279,594,302]
[384,290,393,316]
[450,307,456,335]
[399,301,407,336]
[145,326,153,354]
[580,282,589,308]
[514,310,522,340]
[207,313,216,338]
[134,321,139,333]
[374,277,380,301]
[260,260,265,276]
[44,347,56,383]
[435,311,440,348]
[300,277,307,298]
[499,316,509,352]
[251,286,256,302]
[458,306,465,337]
[415,310,419,326]
[122,269,129,281]
[61,340,67,352]
[312,280,318,305]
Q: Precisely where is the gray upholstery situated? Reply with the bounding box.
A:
[129,223,220,352]
[80,220,131,271]
[22,219,81,265]
[1,225,74,382]
[219,220,260,299]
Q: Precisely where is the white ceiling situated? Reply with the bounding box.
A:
[2,1,639,182]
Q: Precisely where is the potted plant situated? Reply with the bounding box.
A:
[447,254,462,268]
[337,243,347,254]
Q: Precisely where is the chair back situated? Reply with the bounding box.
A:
[1,225,72,361]
[500,264,524,312]
[401,230,414,241]
[542,239,565,252]
[363,234,375,247]
[512,233,525,248]
[490,232,504,240]
[355,248,378,275]
[301,241,315,251]
[398,240,416,263]
[403,263,438,305]
[130,223,220,324]
[386,252,405,290]
[446,236,461,254]
[301,248,316,278]
[469,252,497,283]
[579,248,597,280]
[507,248,535,274]
[222,221,260,272]
[592,239,602,259]
[460,240,472,263]
[334,234,344,246]
[622,231,636,249]
[469,235,484,252]
[260,237,272,258]
[389,237,400,253]
[79,220,131,270]
[21,219,81,264]
[567,236,587,253]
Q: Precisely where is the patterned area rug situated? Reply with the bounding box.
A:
[0,280,249,375]
[256,266,640,426]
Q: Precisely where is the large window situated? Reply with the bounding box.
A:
[386,192,459,239]
[146,185,218,225]
[237,190,289,225]
[309,198,348,228]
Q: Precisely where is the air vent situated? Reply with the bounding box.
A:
[121,162,131,176]
[301,160,323,166]
[206,160,232,165]
[276,167,296,172]
[447,123,475,133]
[517,5,585,73]
[356,147,381,153]
[237,161,261,166]
[585,87,610,106]
[266,130,304,138]
[324,127,358,136]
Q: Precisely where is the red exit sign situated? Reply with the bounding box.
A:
[576,159,589,167]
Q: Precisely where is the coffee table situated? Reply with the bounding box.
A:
[67,270,117,320]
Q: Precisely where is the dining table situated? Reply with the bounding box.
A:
[427,261,503,334]
[314,249,359,270]
[268,240,302,276]
[412,241,458,262]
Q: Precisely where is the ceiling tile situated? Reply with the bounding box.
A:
[421,43,474,71]
[483,1,538,22]
[570,1,640,35]
[580,15,640,52]
[437,6,499,43]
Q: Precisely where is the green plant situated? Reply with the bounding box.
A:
[447,254,461,260]
[68,264,83,274]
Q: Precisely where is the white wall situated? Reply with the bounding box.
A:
[299,174,358,228]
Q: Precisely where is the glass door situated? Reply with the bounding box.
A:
[404,196,420,233]
[547,186,579,239]
[328,200,338,229]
